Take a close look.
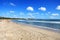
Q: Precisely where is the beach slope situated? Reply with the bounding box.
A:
[0,19,60,40]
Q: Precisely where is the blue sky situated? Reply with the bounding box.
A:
[0,0,60,19]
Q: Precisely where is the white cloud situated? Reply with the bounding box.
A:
[10,2,16,6]
[9,11,15,13]
[26,6,34,11]
[48,12,51,14]
[51,13,59,16]
[27,13,35,18]
[38,7,46,11]
[56,5,60,10]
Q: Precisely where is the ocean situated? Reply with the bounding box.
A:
[12,20,60,32]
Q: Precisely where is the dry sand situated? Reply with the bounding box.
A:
[0,19,60,40]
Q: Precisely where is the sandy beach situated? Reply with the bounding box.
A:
[0,19,60,40]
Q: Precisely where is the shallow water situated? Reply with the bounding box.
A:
[12,20,60,31]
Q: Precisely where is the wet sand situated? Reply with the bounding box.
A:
[0,19,60,40]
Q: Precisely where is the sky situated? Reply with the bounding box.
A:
[0,0,60,19]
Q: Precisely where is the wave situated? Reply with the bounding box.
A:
[25,21,60,24]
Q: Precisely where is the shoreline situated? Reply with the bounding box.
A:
[12,21,60,33]
[0,19,60,40]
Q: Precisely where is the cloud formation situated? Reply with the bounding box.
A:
[10,2,16,6]
[56,5,60,10]
[27,13,35,18]
[38,7,46,11]
[26,6,34,11]
[51,13,59,16]
[9,10,15,13]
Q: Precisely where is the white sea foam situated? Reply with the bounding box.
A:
[26,21,60,24]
